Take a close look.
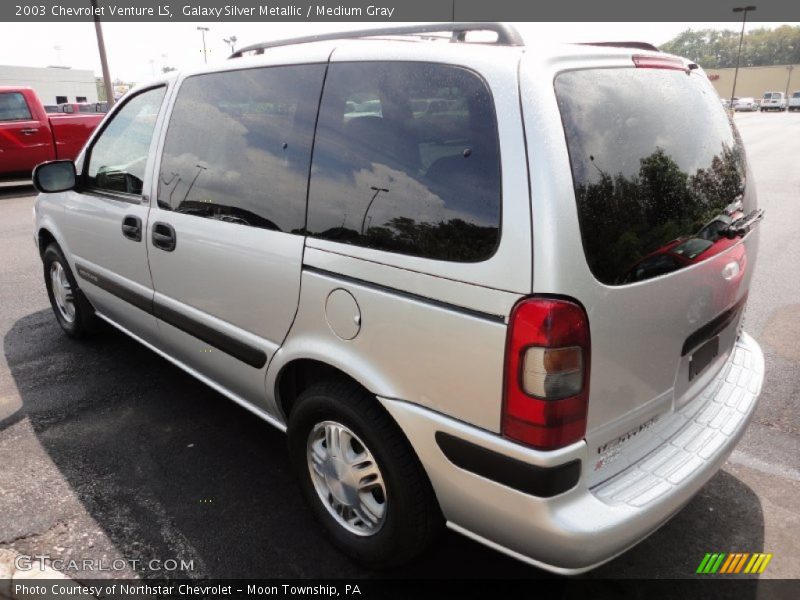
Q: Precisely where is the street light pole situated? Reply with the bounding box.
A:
[197,26,210,64]
[730,5,757,112]
[91,0,115,108]
[223,35,238,54]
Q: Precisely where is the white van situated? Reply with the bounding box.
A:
[760,91,787,111]
[789,91,800,112]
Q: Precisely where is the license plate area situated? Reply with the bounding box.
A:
[689,336,720,381]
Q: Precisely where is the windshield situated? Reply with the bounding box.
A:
[555,67,752,286]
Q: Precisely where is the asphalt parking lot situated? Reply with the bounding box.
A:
[0,111,798,582]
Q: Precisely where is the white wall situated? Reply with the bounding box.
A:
[0,65,98,105]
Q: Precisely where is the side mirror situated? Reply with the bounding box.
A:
[32,160,77,193]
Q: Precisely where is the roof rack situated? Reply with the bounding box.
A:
[229,22,525,59]
[579,41,661,52]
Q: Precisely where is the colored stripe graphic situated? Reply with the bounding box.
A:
[734,553,750,573]
[700,552,773,574]
[744,554,759,573]
[696,554,712,574]
[759,554,773,573]
[720,554,736,574]
[710,553,726,573]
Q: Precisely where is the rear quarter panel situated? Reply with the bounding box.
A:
[267,251,518,432]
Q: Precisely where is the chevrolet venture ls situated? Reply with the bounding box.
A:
[32,23,765,573]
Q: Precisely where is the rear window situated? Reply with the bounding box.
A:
[555,67,750,285]
[793,92,800,98]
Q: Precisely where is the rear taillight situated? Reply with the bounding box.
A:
[632,54,688,72]
[502,298,591,450]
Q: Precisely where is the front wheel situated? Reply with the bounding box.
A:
[287,381,443,568]
[43,244,98,338]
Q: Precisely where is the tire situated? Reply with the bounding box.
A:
[43,243,99,338]
[287,380,443,568]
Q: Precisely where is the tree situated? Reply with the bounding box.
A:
[661,25,800,68]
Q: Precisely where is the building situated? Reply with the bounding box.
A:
[706,64,799,100]
[0,64,98,105]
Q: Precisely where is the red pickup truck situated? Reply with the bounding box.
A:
[0,87,104,180]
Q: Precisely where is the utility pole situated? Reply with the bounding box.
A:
[729,5,756,113]
[91,0,115,108]
[197,26,210,64]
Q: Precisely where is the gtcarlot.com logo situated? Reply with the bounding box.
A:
[14,555,195,573]
[696,552,773,574]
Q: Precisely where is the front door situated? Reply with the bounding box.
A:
[58,85,168,342]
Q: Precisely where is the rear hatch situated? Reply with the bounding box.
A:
[524,52,760,485]
[762,92,781,107]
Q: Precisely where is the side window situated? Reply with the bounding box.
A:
[157,64,325,233]
[306,62,501,262]
[86,86,166,196]
[0,93,33,121]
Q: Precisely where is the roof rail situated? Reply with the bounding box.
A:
[229,22,525,58]
[578,41,661,52]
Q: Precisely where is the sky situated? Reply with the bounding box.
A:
[0,21,796,84]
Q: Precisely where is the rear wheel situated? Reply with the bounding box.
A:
[43,244,98,338]
[287,380,443,568]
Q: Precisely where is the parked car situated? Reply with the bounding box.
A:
[789,91,800,112]
[43,104,60,113]
[0,87,103,179]
[31,23,764,574]
[760,91,787,111]
[733,97,758,111]
[620,203,755,285]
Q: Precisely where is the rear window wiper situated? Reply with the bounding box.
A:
[721,208,765,238]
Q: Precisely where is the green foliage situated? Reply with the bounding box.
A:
[661,25,800,68]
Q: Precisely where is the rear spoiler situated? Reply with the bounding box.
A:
[578,41,660,52]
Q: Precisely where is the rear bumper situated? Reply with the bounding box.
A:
[379,332,764,574]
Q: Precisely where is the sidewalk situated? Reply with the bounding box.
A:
[0,549,93,599]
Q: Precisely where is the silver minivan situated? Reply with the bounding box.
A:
[32,23,765,574]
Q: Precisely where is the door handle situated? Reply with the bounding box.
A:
[121,215,142,242]
[20,128,39,135]
[152,221,177,252]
